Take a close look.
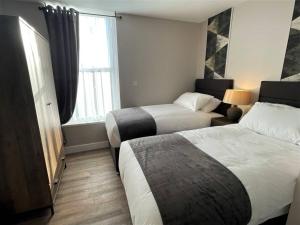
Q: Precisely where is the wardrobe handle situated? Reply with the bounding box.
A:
[53,178,59,185]
[47,102,52,106]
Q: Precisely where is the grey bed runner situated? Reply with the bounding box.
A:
[129,133,252,225]
[112,107,157,142]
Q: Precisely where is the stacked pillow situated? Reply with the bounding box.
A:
[201,98,221,113]
[174,92,221,112]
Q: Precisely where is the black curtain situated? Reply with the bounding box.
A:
[42,5,79,124]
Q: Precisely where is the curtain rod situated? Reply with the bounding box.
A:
[38,6,122,19]
[80,11,122,19]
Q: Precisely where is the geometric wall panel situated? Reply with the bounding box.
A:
[205,8,232,79]
[281,0,300,81]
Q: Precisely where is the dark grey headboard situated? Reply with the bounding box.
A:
[195,79,233,115]
[259,81,300,108]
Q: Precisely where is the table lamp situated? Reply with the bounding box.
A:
[223,89,251,122]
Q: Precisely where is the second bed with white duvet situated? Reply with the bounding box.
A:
[106,103,223,147]
[119,124,300,225]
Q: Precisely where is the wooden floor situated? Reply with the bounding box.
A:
[18,149,132,225]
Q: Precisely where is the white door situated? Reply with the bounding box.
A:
[36,32,64,160]
[20,20,59,186]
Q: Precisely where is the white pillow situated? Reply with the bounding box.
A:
[201,98,221,113]
[174,92,213,112]
[239,102,300,145]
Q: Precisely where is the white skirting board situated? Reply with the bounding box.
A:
[64,141,110,155]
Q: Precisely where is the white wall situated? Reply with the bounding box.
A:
[0,0,4,14]
[1,0,48,38]
[65,15,206,150]
[1,2,206,149]
[2,0,296,149]
[225,0,295,101]
[117,14,206,107]
[2,4,206,109]
[62,123,108,153]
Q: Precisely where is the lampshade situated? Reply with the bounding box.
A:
[223,89,251,105]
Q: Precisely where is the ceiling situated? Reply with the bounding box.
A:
[19,0,247,23]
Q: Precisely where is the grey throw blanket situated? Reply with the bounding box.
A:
[129,134,252,225]
[112,107,156,142]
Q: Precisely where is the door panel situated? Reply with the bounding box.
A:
[20,21,59,186]
[38,37,63,157]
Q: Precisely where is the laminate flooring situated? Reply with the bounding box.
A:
[17,149,132,225]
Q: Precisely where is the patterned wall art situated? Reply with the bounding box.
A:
[204,8,232,79]
[281,0,300,81]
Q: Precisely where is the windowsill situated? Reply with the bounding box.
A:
[62,120,105,127]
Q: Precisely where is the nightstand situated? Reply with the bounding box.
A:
[211,117,236,127]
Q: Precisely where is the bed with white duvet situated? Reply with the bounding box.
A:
[119,93,300,225]
[105,79,233,149]
[106,103,223,147]
[120,124,300,225]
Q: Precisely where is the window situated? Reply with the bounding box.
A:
[69,15,120,124]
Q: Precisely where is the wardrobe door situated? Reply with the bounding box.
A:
[20,20,58,185]
[37,35,64,158]
[0,16,52,215]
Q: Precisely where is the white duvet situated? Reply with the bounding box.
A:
[105,104,222,147]
[119,125,300,225]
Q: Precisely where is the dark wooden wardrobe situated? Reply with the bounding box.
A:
[0,16,65,219]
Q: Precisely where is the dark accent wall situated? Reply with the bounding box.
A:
[204,8,232,79]
[281,0,300,81]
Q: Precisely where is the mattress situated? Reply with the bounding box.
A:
[119,124,300,225]
[105,104,222,147]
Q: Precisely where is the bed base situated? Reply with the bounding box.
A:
[260,214,287,225]
[110,147,120,173]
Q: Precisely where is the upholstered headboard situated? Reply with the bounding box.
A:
[259,81,300,108]
[195,79,233,115]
